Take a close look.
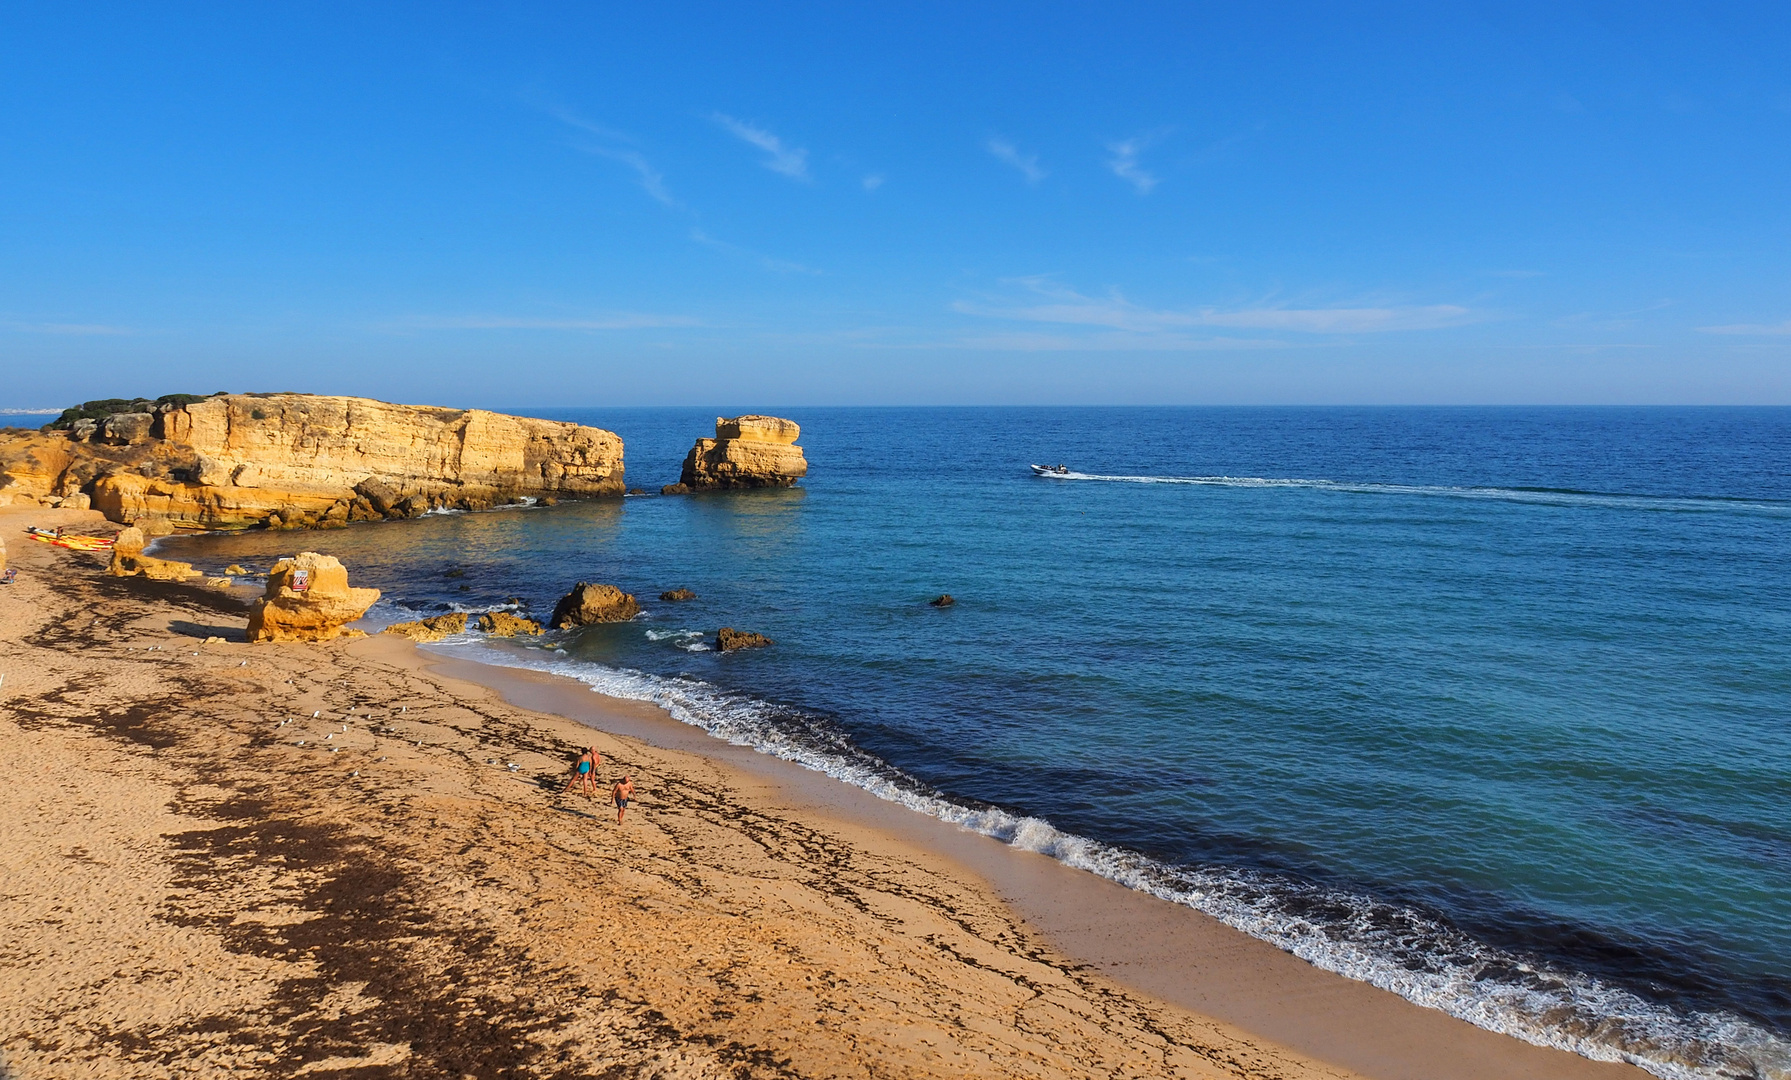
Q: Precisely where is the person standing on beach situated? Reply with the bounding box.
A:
[562,746,602,798]
[612,775,634,824]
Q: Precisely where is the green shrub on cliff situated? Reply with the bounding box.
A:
[44,392,226,431]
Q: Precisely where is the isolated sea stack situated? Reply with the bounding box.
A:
[245,552,380,643]
[0,393,624,529]
[678,415,807,490]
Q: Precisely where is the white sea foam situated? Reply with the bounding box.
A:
[428,637,1789,1080]
[1046,472,1791,516]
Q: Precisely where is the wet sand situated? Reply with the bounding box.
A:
[0,506,1650,1079]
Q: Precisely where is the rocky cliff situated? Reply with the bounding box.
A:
[678,415,807,490]
[0,394,624,530]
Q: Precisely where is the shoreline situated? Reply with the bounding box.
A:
[417,647,1648,1080]
[0,505,1649,1079]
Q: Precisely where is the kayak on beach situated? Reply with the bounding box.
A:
[26,527,116,552]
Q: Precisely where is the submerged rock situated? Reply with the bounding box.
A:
[383,612,469,642]
[246,552,380,643]
[478,611,542,637]
[678,415,807,490]
[660,483,690,495]
[550,582,640,628]
[716,627,773,651]
[928,594,955,607]
[660,588,697,602]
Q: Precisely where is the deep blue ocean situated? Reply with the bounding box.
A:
[163,407,1791,1080]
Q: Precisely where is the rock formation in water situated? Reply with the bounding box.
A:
[478,611,543,637]
[107,526,201,582]
[928,594,955,607]
[678,415,807,490]
[0,393,625,530]
[550,582,640,628]
[660,588,697,602]
[382,612,469,642]
[716,627,773,651]
[245,552,381,643]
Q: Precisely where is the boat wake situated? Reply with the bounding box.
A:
[427,635,1787,1080]
[1040,472,1791,515]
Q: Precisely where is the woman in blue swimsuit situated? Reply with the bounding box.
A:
[561,746,603,798]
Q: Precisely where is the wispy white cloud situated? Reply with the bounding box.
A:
[544,106,679,206]
[2,321,133,335]
[955,279,1476,337]
[861,173,885,191]
[986,137,1046,184]
[954,331,1284,352]
[0,407,65,415]
[1106,136,1160,194]
[395,314,701,332]
[585,146,677,206]
[712,114,810,180]
[545,106,633,143]
[690,228,821,275]
[1699,319,1791,335]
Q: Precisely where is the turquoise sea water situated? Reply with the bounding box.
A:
[163,407,1791,1079]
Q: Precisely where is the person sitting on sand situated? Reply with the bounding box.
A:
[612,775,634,824]
[561,746,603,798]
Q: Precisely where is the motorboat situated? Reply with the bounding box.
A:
[1029,463,1073,476]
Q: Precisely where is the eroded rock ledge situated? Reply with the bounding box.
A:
[0,393,624,530]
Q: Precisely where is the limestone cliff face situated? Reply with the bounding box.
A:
[679,415,807,490]
[0,394,624,530]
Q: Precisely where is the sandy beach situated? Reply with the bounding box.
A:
[0,505,1653,1080]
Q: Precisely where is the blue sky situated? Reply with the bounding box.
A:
[3,2,1789,408]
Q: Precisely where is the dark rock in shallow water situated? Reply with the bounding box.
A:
[479,611,542,637]
[626,487,647,495]
[661,588,697,602]
[716,627,772,651]
[929,594,955,607]
[551,582,640,628]
[661,483,690,495]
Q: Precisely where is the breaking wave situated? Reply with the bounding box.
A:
[426,635,1788,1080]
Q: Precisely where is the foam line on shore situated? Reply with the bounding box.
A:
[1042,473,1791,515]
[424,636,1790,1080]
